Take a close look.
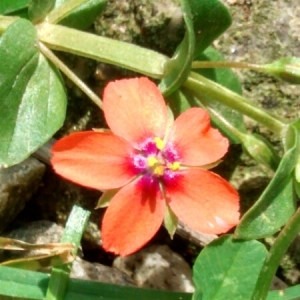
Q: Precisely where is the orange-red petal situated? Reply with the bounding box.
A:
[169,108,229,166]
[165,169,240,234]
[102,177,165,256]
[51,131,136,190]
[103,77,168,146]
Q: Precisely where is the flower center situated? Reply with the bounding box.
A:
[133,137,181,178]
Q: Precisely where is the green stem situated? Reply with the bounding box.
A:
[192,60,267,72]
[46,0,89,24]
[184,72,287,136]
[251,206,300,300]
[38,42,103,109]
[46,205,91,300]
[36,22,168,78]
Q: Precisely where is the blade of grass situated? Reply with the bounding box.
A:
[45,205,91,300]
[0,265,192,300]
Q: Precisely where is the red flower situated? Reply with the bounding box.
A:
[51,77,240,256]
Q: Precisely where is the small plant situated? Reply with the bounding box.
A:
[1,0,300,299]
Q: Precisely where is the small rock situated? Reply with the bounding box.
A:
[113,244,195,292]
[271,276,287,290]
[72,257,135,286]
[4,220,64,244]
[0,157,45,233]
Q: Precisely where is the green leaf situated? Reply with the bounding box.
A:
[0,0,30,15]
[234,126,298,239]
[190,0,231,58]
[28,0,55,23]
[58,0,106,30]
[46,0,98,25]
[159,0,195,96]
[95,189,119,209]
[267,284,300,300]
[167,88,196,118]
[0,19,67,166]
[37,22,168,78]
[160,0,232,96]
[193,235,267,300]
[164,204,178,239]
[0,266,192,300]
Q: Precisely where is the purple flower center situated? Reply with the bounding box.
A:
[132,137,181,182]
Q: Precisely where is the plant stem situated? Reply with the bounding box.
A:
[38,42,103,109]
[184,72,287,136]
[46,0,89,24]
[192,60,267,72]
[251,206,300,300]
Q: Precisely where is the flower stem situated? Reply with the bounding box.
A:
[251,206,300,300]
[184,72,287,136]
[192,60,267,72]
[38,42,103,109]
[46,0,88,24]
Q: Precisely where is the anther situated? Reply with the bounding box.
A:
[167,162,180,171]
[154,137,165,150]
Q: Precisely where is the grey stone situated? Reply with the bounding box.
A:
[94,0,183,56]
[71,257,135,286]
[113,244,195,292]
[0,157,45,233]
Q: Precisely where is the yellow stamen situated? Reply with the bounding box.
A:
[154,137,165,150]
[167,161,181,171]
[147,156,158,167]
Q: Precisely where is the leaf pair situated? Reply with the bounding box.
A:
[0,0,106,166]
[160,0,232,96]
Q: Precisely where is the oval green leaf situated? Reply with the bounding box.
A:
[267,284,300,300]
[190,0,231,58]
[0,0,30,15]
[159,0,195,96]
[28,0,55,23]
[193,235,267,300]
[234,126,298,239]
[58,0,106,30]
[0,19,67,166]
[160,0,232,96]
